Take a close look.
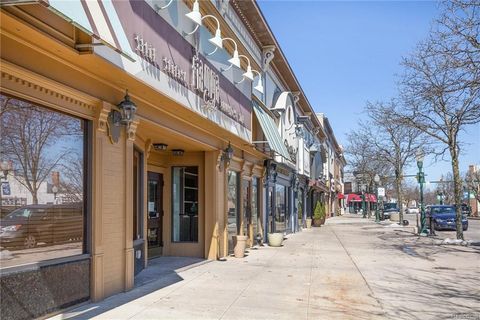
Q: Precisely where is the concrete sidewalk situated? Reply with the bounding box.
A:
[49,215,479,320]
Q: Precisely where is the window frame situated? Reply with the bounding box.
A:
[0,93,91,274]
[171,166,199,243]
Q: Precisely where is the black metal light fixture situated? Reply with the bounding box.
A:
[224,142,234,162]
[153,143,168,151]
[107,89,138,143]
[117,90,137,125]
[172,149,185,156]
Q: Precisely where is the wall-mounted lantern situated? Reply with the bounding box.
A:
[107,90,137,144]
[222,142,234,165]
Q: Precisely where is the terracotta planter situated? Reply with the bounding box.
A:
[267,233,283,247]
[233,235,248,258]
[313,218,322,227]
[306,218,312,228]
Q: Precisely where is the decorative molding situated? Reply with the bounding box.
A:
[0,60,98,116]
[292,91,301,105]
[127,119,139,142]
[145,139,153,159]
[96,102,111,133]
[218,0,230,16]
[216,150,225,172]
[262,45,276,72]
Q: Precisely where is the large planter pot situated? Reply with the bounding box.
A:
[233,235,248,258]
[313,218,322,227]
[267,233,283,247]
[306,218,312,228]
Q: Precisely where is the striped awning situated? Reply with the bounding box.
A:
[252,102,290,160]
[40,0,135,61]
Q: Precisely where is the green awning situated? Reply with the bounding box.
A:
[252,102,291,160]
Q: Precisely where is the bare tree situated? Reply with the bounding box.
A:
[465,166,480,203]
[403,181,419,208]
[345,126,393,217]
[434,173,455,204]
[1,97,79,204]
[361,100,428,224]
[57,153,84,203]
[397,1,480,239]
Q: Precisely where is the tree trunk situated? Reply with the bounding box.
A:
[450,146,464,240]
[32,193,38,205]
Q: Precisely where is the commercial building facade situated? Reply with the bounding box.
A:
[0,1,344,319]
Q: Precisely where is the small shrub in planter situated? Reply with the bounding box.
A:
[313,201,326,227]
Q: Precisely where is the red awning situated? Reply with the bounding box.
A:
[337,193,345,199]
[346,193,377,202]
[346,194,362,202]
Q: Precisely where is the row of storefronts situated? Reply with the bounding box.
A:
[0,1,345,319]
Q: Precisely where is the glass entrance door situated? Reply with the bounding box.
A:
[147,172,163,258]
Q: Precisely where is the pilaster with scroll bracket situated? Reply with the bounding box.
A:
[262,45,276,72]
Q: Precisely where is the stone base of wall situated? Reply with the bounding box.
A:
[1,256,90,320]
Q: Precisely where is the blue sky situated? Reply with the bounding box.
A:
[258,0,480,182]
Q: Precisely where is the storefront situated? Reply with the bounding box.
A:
[1,1,269,318]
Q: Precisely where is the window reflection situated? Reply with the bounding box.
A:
[0,94,86,269]
[275,185,286,233]
[227,171,239,253]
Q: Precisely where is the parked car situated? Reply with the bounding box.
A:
[426,205,468,231]
[0,203,83,249]
[461,203,472,217]
[405,207,419,214]
[382,203,399,220]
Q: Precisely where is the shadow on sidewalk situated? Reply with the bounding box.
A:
[372,268,480,320]
[60,256,207,320]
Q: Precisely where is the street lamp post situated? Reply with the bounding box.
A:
[416,150,428,235]
[374,174,380,222]
[361,184,366,218]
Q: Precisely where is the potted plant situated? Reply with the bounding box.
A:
[313,201,326,227]
[233,234,248,258]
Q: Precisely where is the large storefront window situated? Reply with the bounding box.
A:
[0,94,87,269]
[227,171,239,253]
[172,167,198,242]
[275,185,287,233]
